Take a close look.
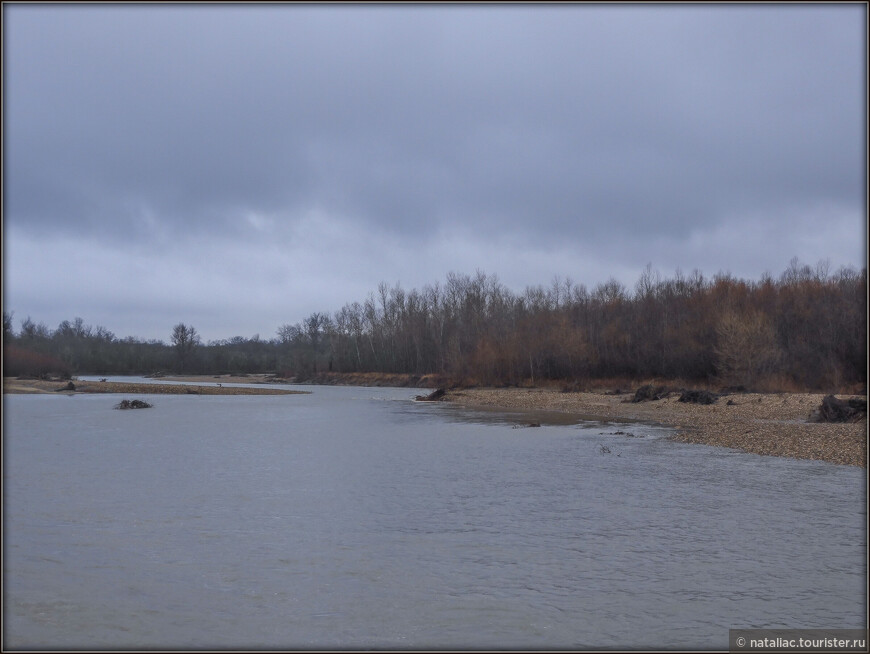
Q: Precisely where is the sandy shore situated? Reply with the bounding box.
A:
[2,377,306,396]
[445,388,867,467]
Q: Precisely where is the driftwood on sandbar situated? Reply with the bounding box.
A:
[679,390,718,405]
[810,395,867,423]
[415,388,446,402]
[630,384,670,403]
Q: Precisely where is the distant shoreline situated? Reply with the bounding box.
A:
[2,377,307,396]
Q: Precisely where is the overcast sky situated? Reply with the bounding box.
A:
[4,4,866,342]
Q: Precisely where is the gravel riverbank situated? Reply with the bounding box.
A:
[445,388,866,467]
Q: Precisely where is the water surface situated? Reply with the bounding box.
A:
[4,384,865,649]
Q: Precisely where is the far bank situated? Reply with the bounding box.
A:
[2,377,306,396]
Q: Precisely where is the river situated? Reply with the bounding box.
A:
[3,381,866,649]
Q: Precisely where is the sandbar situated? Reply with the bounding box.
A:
[445,388,866,467]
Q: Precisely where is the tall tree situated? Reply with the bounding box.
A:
[171,323,200,373]
[714,310,781,388]
[3,311,14,340]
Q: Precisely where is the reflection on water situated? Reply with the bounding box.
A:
[4,384,866,649]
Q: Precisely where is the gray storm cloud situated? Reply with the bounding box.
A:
[3,4,865,341]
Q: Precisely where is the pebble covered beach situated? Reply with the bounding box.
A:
[445,388,866,467]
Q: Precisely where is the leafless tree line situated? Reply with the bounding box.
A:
[4,258,865,391]
[277,259,866,391]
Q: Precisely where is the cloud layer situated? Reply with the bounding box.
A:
[4,4,866,341]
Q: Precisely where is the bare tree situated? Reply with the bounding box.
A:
[20,316,50,340]
[3,311,14,340]
[714,310,781,389]
[171,323,200,373]
[304,312,328,373]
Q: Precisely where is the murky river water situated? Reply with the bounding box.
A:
[3,381,866,649]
